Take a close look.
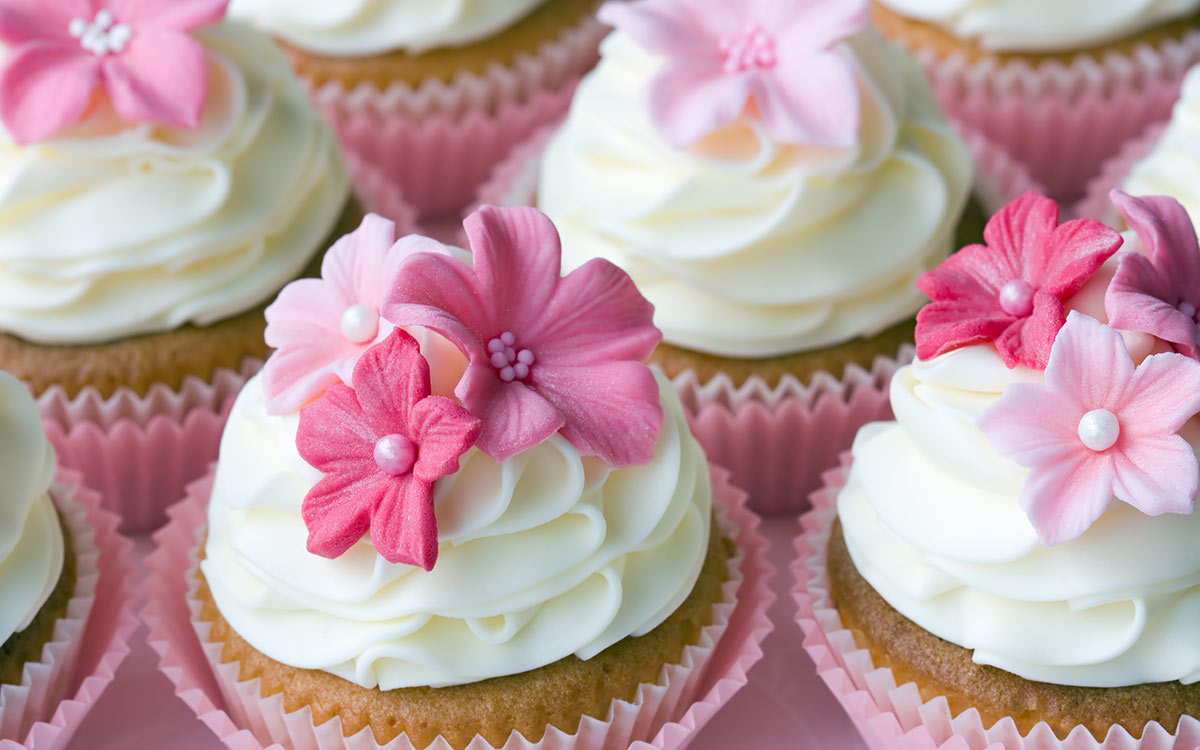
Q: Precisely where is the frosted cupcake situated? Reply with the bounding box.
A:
[795,190,1200,747]
[227,0,610,232]
[870,0,1200,200]
[144,207,771,750]
[0,1,351,529]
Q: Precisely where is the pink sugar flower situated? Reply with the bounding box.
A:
[1105,190,1200,360]
[296,329,481,570]
[916,192,1123,369]
[385,205,663,466]
[0,0,228,143]
[262,214,449,415]
[598,0,867,149]
[978,312,1200,546]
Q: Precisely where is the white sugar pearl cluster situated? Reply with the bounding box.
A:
[487,332,535,382]
[69,10,133,56]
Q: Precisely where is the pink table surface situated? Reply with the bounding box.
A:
[65,517,866,750]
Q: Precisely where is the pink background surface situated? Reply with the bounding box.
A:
[64,518,865,750]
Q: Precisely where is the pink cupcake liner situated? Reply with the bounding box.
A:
[792,453,1200,750]
[36,360,261,534]
[0,469,136,750]
[1073,122,1168,223]
[906,28,1200,201]
[142,463,774,750]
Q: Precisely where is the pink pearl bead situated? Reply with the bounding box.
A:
[998,279,1035,317]
[374,434,416,475]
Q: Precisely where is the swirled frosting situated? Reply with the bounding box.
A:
[538,30,972,359]
[875,0,1200,52]
[0,22,349,346]
[201,370,711,689]
[1123,66,1200,231]
[227,0,550,57]
[838,342,1200,687]
[0,372,62,643]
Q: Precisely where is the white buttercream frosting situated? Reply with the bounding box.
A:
[838,343,1200,687]
[227,0,550,57]
[874,0,1200,52]
[0,372,63,643]
[538,30,972,358]
[202,371,711,689]
[1123,66,1200,234]
[0,22,349,346]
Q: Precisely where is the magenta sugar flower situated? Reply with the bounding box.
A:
[296,330,481,571]
[978,312,1200,546]
[598,0,868,149]
[385,205,663,466]
[0,0,228,143]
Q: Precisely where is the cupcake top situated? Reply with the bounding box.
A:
[839,190,1200,687]
[0,2,348,345]
[873,0,1200,53]
[226,0,550,57]
[0,371,62,643]
[201,206,714,689]
[539,0,972,359]
[1123,64,1200,230]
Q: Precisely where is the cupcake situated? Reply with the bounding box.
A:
[0,369,135,745]
[144,206,772,750]
[870,0,1200,201]
[226,0,611,235]
[0,1,353,530]
[795,190,1200,747]
[524,0,1005,513]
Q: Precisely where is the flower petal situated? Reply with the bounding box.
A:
[914,298,1012,361]
[295,384,377,474]
[1112,190,1200,292]
[301,471,380,560]
[1042,312,1134,411]
[464,205,564,336]
[755,51,858,149]
[646,61,751,149]
[466,370,564,462]
[1111,432,1199,517]
[1035,218,1123,298]
[370,475,439,570]
[983,192,1060,283]
[262,277,356,414]
[1106,253,1200,359]
[774,0,867,52]
[385,250,488,360]
[1122,351,1200,435]
[350,330,431,439]
[110,0,227,30]
[533,361,663,467]
[917,241,1016,303]
[597,0,714,58]
[409,396,481,483]
[101,30,208,129]
[0,0,88,45]
[0,41,99,144]
[978,383,1081,466]
[1020,452,1116,546]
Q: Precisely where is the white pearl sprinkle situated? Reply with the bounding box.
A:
[517,349,535,366]
[499,365,516,382]
[1078,409,1120,452]
[500,331,516,346]
[1181,301,1197,319]
[487,338,505,354]
[69,11,133,56]
[339,303,379,344]
[513,362,529,379]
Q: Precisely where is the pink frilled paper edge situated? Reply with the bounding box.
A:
[1072,122,1168,224]
[0,469,137,750]
[473,124,1041,516]
[906,28,1200,201]
[141,462,774,750]
[36,360,261,534]
[791,453,1200,750]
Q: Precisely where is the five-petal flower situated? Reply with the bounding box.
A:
[598,0,868,149]
[916,192,1123,369]
[262,213,449,415]
[1105,190,1200,361]
[384,205,663,466]
[978,312,1200,546]
[0,0,227,143]
[296,329,481,570]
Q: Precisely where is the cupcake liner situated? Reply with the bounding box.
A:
[37,359,261,534]
[792,453,1200,750]
[907,29,1200,201]
[142,462,774,750]
[1073,122,1168,223]
[0,469,137,750]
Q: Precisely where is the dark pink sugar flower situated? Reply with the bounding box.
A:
[296,329,481,571]
[1106,190,1200,360]
[0,0,228,143]
[979,312,1200,546]
[598,0,868,149]
[916,191,1123,369]
[385,205,663,466]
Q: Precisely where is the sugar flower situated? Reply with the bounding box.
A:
[0,0,229,143]
[598,0,868,149]
[978,312,1200,546]
[296,330,481,570]
[262,214,449,415]
[385,205,663,466]
[1105,190,1200,360]
[916,192,1123,369]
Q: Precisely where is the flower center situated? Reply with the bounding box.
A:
[487,331,535,383]
[374,434,416,476]
[340,303,379,344]
[69,10,133,56]
[718,24,777,74]
[998,279,1036,318]
[1180,300,1198,321]
[1077,409,1120,452]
